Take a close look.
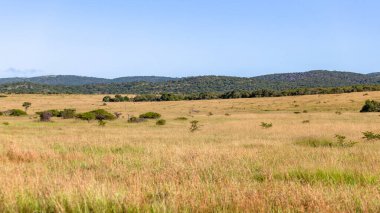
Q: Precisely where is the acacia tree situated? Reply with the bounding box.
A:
[22,102,31,112]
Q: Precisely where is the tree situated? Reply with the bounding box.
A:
[22,102,31,112]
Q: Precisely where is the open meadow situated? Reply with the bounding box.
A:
[0,91,380,212]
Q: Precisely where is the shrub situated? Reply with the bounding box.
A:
[360,100,380,112]
[189,120,200,132]
[225,113,231,116]
[302,120,310,124]
[362,131,380,141]
[139,112,161,119]
[3,122,9,125]
[156,119,166,125]
[39,111,52,122]
[61,108,76,119]
[89,109,116,120]
[7,109,27,116]
[208,112,213,116]
[76,112,96,122]
[260,122,272,128]
[103,95,129,102]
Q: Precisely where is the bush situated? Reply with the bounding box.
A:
[76,112,96,122]
[103,95,129,102]
[156,119,166,125]
[22,102,31,111]
[7,109,27,116]
[360,100,380,112]
[90,109,116,120]
[139,112,161,119]
[61,108,76,119]
[39,111,52,122]
[362,131,380,141]
[3,122,9,125]
[260,122,272,128]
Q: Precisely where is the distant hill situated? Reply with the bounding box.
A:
[0,75,178,85]
[0,70,379,94]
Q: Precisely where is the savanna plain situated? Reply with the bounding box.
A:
[0,92,380,212]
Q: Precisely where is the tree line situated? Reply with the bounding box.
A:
[103,85,380,102]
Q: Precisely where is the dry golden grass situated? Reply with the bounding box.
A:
[0,92,380,212]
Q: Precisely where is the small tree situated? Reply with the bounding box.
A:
[22,102,31,112]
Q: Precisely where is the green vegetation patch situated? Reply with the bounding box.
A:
[275,169,378,186]
[360,100,380,112]
[139,112,161,119]
[295,135,357,148]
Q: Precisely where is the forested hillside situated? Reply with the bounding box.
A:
[0,70,379,94]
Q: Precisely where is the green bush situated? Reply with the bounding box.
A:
[360,100,380,112]
[139,112,161,119]
[8,109,27,116]
[362,131,380,141]
[156,119,166,125]
[76,109,115,122]
[90,109,116,120]
[76,112,96,122]
[61,108,76,119]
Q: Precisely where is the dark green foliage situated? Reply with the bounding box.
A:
[61,109,76,119]
[156,119,166,125]
[362,131,380,141]
[189,120,200,132]
[260,122,272,128]
[7,109,27,116]
[360,100,380,112]
[103,95,129,102]
[3,122,9,125]
[139,112,161,119]
[89,109,116,121]
[1,71,380,95]
[39,111,52,122]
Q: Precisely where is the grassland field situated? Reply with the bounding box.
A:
[0,91,380,212]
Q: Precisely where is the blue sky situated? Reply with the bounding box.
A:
[0,0,379,78]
